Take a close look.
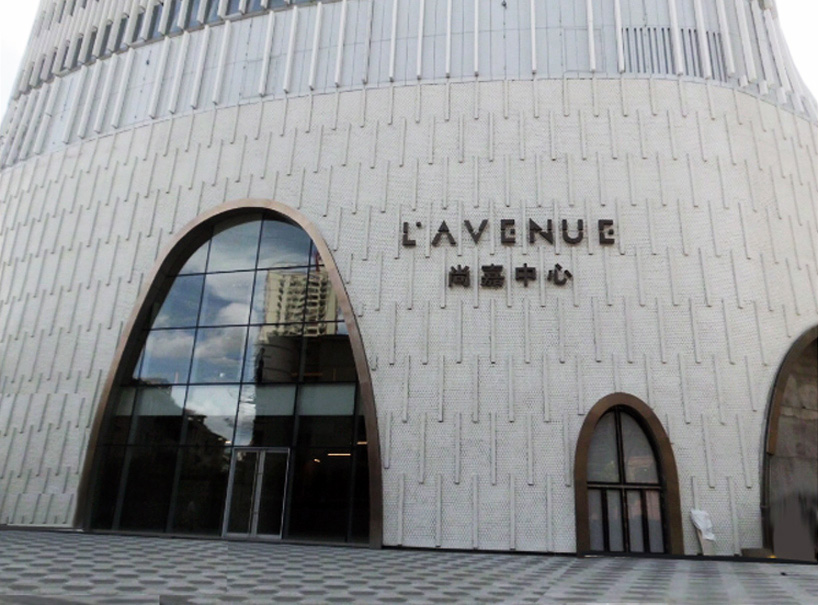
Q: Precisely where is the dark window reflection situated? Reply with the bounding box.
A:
[118,447,178,531]
[297,384,356,447]
[130,386,186,445]
[303,331,357,383]
[235,385,296,447]
[288,447,353,541]
[90,445,126,529]
[244,326,301,384]
[172,447,229,535]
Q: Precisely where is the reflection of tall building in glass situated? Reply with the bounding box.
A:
[261,268,339,333]
[254,264,339,384]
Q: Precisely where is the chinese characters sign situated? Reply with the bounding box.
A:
[401,217,615,291]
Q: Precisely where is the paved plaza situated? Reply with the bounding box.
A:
[0,530,817,604]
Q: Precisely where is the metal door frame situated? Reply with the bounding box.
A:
[222,447,290,539]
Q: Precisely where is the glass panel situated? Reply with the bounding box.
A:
[90,445,126,529]
[247,0,265,13]
[107,388,136,445]
[646,490,665,553]
[251,268,310,325]
[226,0,241,15]
[256,452,288,535]
[199,272,254,327]
[288,447,353,541]
[244,326,301,384]
[118,446,178,531]
[179,241,209,275]
[227,450,258,534]
[189,326,248,383]
[621,414,659,484]
[302,332,357,383]
[172,446,229,535]
[627,491,646,553]
[235,385,296,447]
[206,217,261,273]
[587,413,620,483]
[150,275,204,329]
[130,386,186,445]
[297,384,356,447]
[588,489,604,551]
[147,5,162,40]
[138,329,195,384]
[183,385,240,446]
[606,490,624,552]
[185,0,202,28]
[257,220,313,269]
[204,0,220,23]
[168,0,183,34]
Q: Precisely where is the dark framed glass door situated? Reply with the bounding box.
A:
[223,447,289,538]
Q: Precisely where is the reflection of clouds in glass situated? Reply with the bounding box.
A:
[214,302,251,325]
[190,327,247,382]
[149,330,196,358]
[200,272,253,326]
[207,220,261,272]
[258,221,312,268]
[195,327,245,360]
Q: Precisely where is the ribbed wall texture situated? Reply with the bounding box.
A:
[1,1,817,556]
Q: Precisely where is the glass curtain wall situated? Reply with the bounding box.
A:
[586,408,667,554]
[90,214,369,543]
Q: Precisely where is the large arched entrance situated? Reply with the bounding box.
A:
[764,328,818,562]
[77,201,381,546]
[575,393,684,555]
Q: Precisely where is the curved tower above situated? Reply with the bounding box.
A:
[0,1,816,560]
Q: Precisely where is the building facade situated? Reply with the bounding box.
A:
[0,0,817,560]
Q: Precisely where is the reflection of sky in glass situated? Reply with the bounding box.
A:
[138,329,196,384]
[207,218,261,273]
[189,327,247,383]
[185,385,240,442]
[152,275,204,328]
[199,272,254,326]
[257,221,312,269]
[178,242,209,274]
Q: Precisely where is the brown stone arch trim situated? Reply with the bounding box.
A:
[75,199,383,548]
[574,393,684,555]
[761,325,818,551]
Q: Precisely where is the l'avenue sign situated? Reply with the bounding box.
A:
[400,217,618,291]
[401,218,616,248]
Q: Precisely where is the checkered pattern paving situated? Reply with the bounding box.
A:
[0,530,816,604]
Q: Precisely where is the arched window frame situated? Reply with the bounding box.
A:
[762,325,818,553]
[76,199,383,547]
[574,393,684,555]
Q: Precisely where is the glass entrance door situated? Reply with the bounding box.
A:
[223,448,289,538]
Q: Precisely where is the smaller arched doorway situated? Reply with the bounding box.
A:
[764,328,818,562]
[575,394,684,555]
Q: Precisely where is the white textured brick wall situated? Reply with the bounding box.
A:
[0,76,817,557]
